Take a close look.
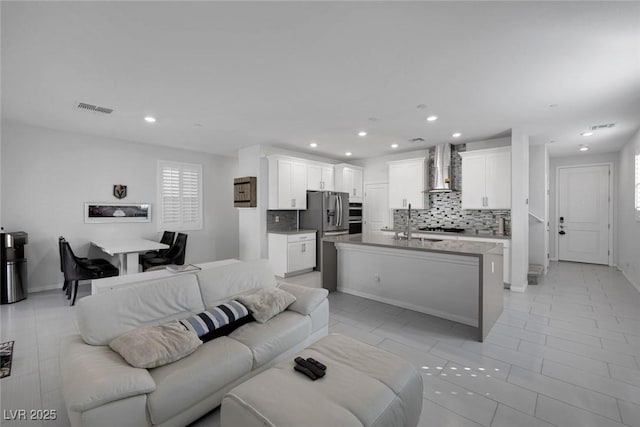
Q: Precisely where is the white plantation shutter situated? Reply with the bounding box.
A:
[158,161,203,230]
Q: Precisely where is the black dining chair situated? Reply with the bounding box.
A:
[58,236,113,293]
[141,233,188,271]
[140,231,175,261]
[60,239,119,305]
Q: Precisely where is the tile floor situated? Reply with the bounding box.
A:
[1,261,640,427]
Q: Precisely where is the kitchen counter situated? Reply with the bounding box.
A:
[267,229,317,235]
[323,233,500,256]
[381,228,511,240]
[321,233,503,342]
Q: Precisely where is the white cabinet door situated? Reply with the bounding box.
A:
[388,163,407,209]
[461,155,486,209]
[307,164,323,191]
[277,159,294,209]
[485,151,511,209]
[343,168,354,197]
[460,147,511,210]
[351,168,363,202]
[291,162,308,209]
[269,157,308,209]
[388,158,425,209]
[321,166,334,191]
[287,240,316,272]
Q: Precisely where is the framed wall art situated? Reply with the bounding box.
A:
[84,203,151,223]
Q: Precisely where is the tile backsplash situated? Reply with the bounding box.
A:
[393,192,511,234]
[267,210,298,231]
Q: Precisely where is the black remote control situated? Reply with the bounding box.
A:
[306,357,327,371]
[295,357,325,378]
[294,364,318,380]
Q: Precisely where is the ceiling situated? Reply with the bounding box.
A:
[2,1,640,159]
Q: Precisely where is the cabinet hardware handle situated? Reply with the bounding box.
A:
[292,199,296,208]
[302,243,306,252]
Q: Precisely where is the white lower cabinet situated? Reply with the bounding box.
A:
[268,232,316,277]
[457,236,511,285]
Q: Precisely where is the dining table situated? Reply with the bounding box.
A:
[91,238,170,275]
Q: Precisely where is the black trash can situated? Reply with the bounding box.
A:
[1,232,28,304]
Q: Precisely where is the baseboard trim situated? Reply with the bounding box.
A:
[28,282,63,293]
[509,282,528,293]
[620,268,640,294]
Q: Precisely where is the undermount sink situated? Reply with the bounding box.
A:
[422,238,443,242]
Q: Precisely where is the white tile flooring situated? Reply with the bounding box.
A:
[1,261,640,427]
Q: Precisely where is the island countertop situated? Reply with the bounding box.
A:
[322,233,501,257]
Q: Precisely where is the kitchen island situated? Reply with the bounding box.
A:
[322,233,504,341]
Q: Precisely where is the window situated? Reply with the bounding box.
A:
[158,161,203,231]
[636,154,640,221]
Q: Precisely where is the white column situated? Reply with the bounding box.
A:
[529,144,549,273]
[238,145,268,260]
[510,128,530,292]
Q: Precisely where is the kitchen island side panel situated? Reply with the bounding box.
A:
[336,243,480,326]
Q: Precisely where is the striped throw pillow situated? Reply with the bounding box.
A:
[179,300,252,342]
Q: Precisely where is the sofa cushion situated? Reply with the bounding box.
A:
[109,321,202,369]
[228,311,310,369]
[237,288,296,323]
[61,336,156,412]
[77,274,205,346]
[179,300,252,342]
[196,259,277,308]
[277,282,329,316]
[147,336,253,425]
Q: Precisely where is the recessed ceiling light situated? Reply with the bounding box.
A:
[144,116,156,123]
[357,131,367,137]
[549,140,556,144]
[452,132,461,138]
[345,152,352,156]
[581,132,593,137]
[416,104,427,109]
[579,145,590,152]
[549,104,559,108]
[426,116,438,122]
[309,142,318,148]
[391,143,399,149]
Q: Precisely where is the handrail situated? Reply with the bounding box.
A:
[528,212,544,223]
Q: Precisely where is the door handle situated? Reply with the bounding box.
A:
[559,230,566,235]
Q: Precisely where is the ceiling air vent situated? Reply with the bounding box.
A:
[408,137,425,143]
[590,123,615,130]
[76,102,114,115]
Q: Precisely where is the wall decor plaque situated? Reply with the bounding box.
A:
[84,203,151,223]
[113,185,127,199]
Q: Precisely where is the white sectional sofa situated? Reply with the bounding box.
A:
[60,259,329,427]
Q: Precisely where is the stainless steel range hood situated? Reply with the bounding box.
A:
[429,143,453,192]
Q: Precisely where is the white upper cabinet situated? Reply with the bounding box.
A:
[335,164,363,202]
[388,158,427,209]
[307,162,334,191]
[459,147,511,210]
[268,156,308,210]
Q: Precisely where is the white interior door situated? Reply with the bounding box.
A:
[364,183,389,233]
[558,165,610,264]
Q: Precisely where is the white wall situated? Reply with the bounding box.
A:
[529,144,549,271]
[1,120,239,291]
[617,129,640,290]
[548,152,618,262]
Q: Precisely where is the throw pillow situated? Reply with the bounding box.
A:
[179,300,253,343]
[237,287,296,323]
[109,321,202,369]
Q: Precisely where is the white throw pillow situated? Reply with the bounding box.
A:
[109,321,202,369]
[237,287,296,323]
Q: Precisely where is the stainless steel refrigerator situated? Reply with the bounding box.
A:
[299,191,349,271]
